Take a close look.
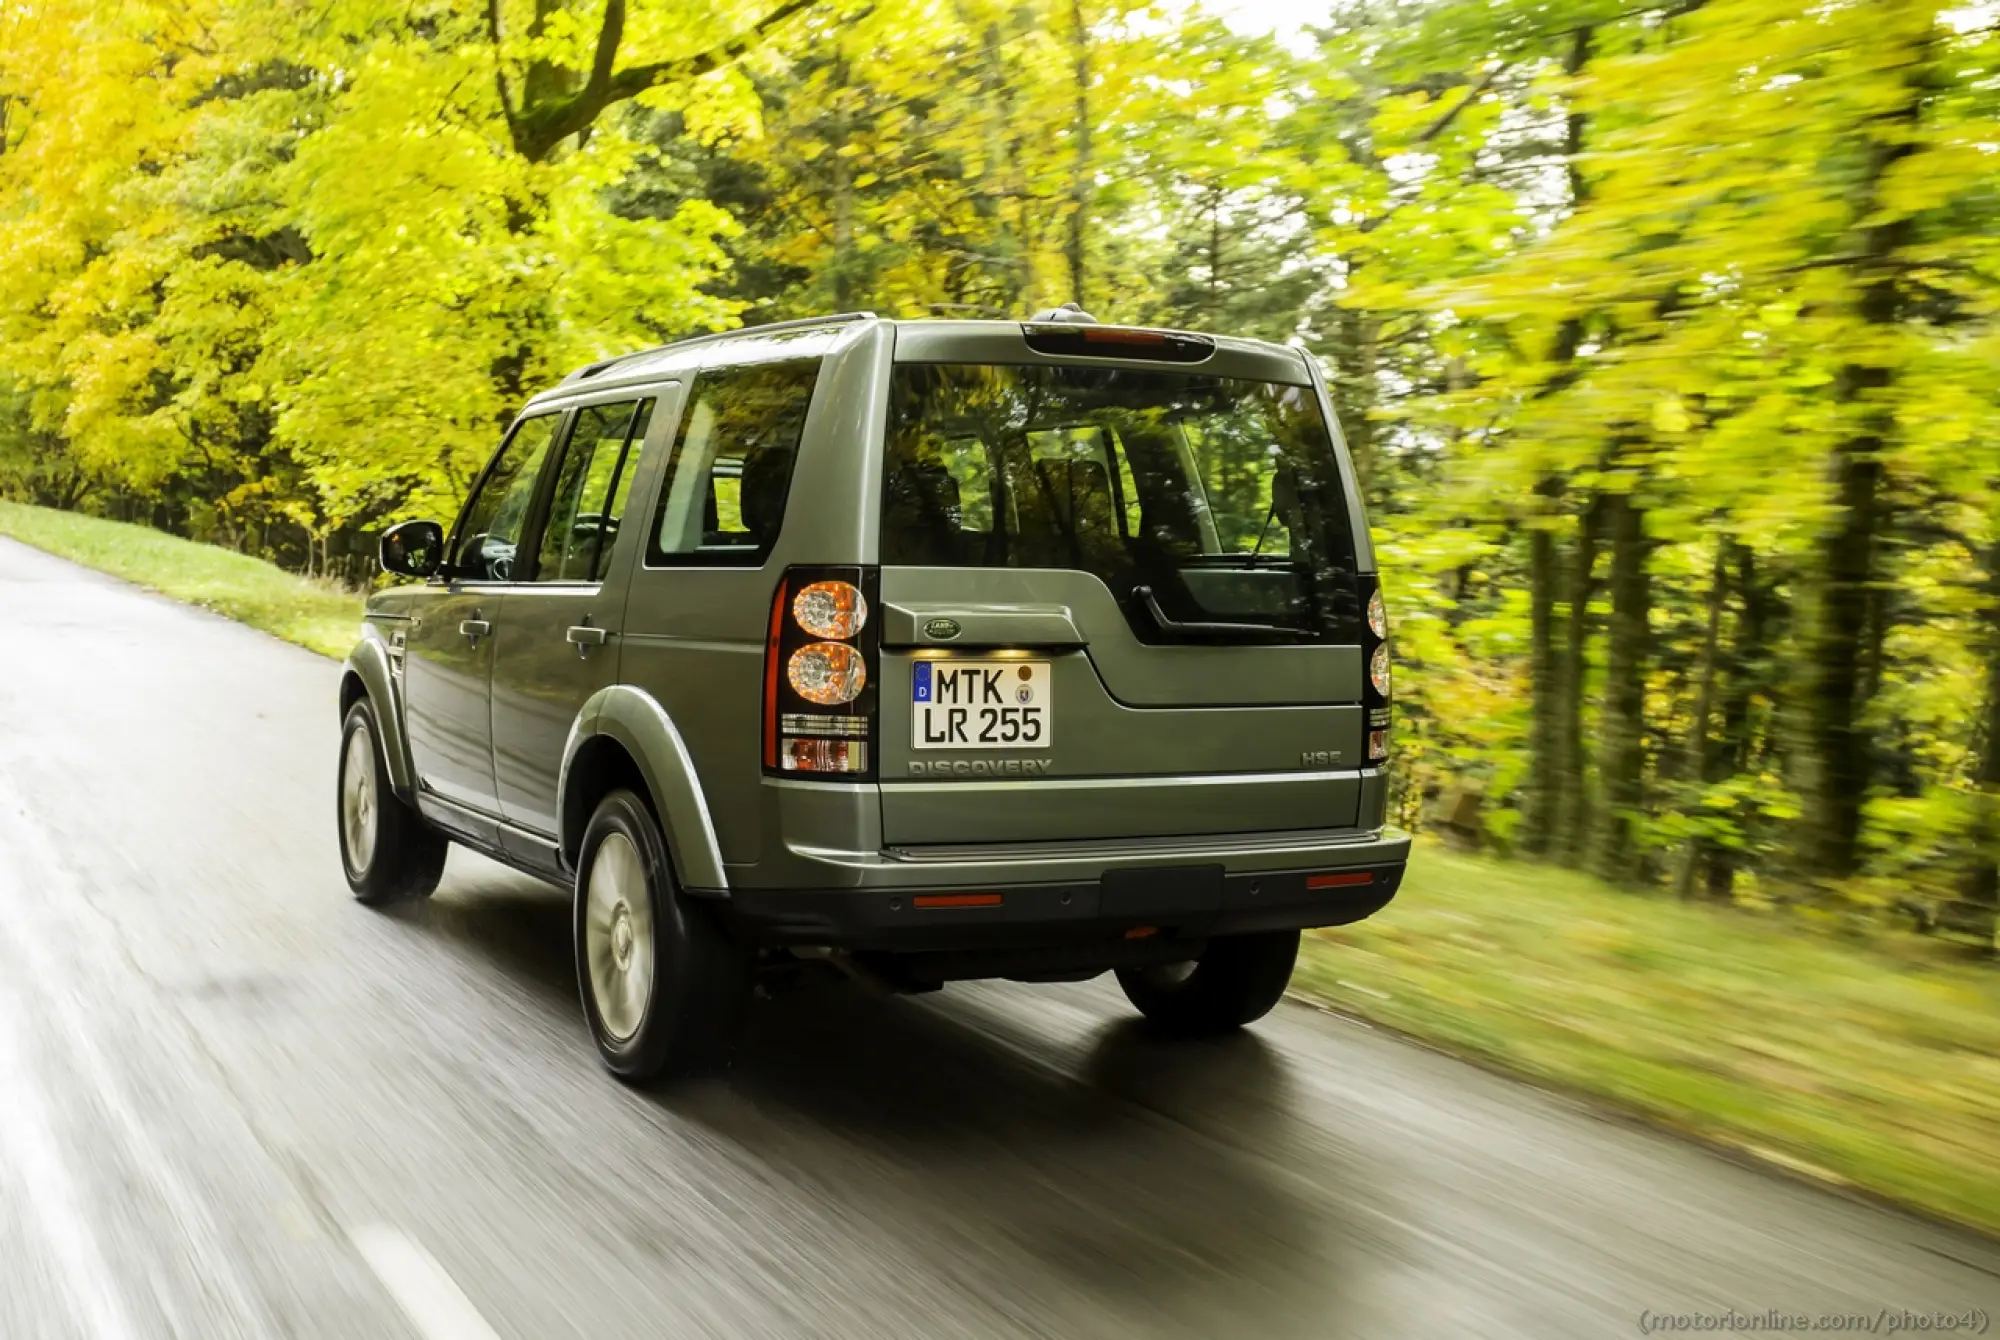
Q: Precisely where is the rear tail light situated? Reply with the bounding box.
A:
[788,641,867,705]
[765,566,879,776]
[1361,575,1392,762]
[792,580,868,639]
[779,738,868,772]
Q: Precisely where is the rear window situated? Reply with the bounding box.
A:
[881,363,1364,643]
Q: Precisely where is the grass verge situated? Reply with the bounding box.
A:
[5,505,1996,1236]
[0,501,363,659]
[1297,845,2000,1237]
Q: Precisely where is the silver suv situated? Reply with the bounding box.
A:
[337,310,1409,1082]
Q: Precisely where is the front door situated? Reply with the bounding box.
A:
[403,410,566,814]
[489,394,668,835]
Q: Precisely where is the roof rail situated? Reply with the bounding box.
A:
[564,311,879,385]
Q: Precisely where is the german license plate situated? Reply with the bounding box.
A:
[911,660,1052,750]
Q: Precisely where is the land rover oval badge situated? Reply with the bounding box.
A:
[924,617,962,641]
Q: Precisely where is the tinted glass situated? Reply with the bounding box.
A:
[882,364,1362,643]
[647,360,819,566]
[535,398,653,582]
[452,413,562,582]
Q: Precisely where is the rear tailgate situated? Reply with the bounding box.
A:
[874,324,1377,846]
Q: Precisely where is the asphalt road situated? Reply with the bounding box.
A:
[1,534,1996,1340]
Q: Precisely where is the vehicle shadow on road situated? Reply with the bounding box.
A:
[415,879,1355,1331]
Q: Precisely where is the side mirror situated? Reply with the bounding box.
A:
[379,520,445,579]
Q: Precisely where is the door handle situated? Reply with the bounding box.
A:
[566,624,611,659]
[459,618,492,642]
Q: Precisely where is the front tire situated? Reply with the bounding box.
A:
[575,789,752,1084]
[338,699,448,905]
[1115,930,1300,1036]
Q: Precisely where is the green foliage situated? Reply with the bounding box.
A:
[1297,842,2000,1237]
[2,0,1998,911]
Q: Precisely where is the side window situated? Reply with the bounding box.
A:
[451,413,563,582]
[647,359,820,566]
[534,398,655,583]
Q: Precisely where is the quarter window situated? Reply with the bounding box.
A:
[534,398,654,583]
[646,359,820,566]
[451,413,562,583]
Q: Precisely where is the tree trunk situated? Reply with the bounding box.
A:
[1555,496,1601,865]
[1333,307,1381,486]
[1962,535,2000,931]
[1064,0,1091,309]
[1705,542,1767,898]
[829,59,857,311]
[1562,27,1593,204]
[1591,490,1649,884]
[1797,27,1929,881]
[1675,539,1729,898]
[1522,480,1564,857]
[1207,188,1223,317]
[978,22,1024,309]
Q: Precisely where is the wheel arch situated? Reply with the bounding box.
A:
[559,686,728,893]
[342,637,418,802]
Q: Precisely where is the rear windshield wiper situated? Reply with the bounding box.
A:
[1186,553,1294,569]
[1132,585,1316,640]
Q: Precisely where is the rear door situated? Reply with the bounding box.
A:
[488,393,665,837]
[875,327,1377,846]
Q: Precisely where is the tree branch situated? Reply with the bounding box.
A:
[604,0,818,102]
[586,0,627,104]
[1416,61,1508,144]
[487,0,519,141]
[512,0,818,162]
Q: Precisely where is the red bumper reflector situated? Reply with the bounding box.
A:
[913,893,1003,909]
[1307,872,1375,889]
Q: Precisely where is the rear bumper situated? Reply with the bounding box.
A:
[727,827,1409,952]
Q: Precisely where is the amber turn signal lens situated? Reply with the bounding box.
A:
[788,641,867,705]
[792,580,868,640]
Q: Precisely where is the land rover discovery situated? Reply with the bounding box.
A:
[337,308,1409,1083]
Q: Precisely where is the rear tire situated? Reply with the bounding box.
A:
[338,699,448,905]
[575,789,752,1084]
[1115,930,1300,1036]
